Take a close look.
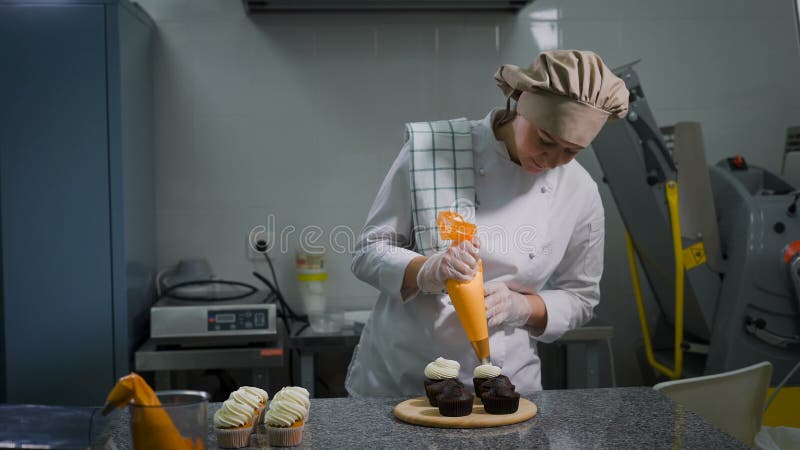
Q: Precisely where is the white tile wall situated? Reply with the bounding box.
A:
[138,0,800,386]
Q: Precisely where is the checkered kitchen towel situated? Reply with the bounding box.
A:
[406,118,476,256]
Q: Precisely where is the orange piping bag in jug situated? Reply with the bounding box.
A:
[437,211,490,364]
[102,372,202,450]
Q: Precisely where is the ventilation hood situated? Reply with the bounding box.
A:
[244,0,532,13]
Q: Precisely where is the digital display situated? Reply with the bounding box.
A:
[215,313,236,323]
[208,308,270,332]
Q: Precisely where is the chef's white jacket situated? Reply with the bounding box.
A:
[345,110,604,397]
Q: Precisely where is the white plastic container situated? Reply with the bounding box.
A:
[296,268,329,332]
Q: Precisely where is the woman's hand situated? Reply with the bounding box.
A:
[416,238,480,293]
[484,281,546,329]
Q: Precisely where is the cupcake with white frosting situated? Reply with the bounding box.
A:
[228,388,261,426]
[472,363,512,397]
[238,386,269,423]
[214,398,255,449]
[272,386,311,422]
[423,357,460,406]
[264,394,308,447]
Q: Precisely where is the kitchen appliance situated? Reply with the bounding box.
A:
[157,259,256,301]
[150,291,277,346]
[593,62,800,384]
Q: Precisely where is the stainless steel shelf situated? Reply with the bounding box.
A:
[135,339,284,371]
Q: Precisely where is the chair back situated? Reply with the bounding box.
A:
[653,361,772,445]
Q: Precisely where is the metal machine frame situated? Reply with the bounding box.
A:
[593,62,800,383]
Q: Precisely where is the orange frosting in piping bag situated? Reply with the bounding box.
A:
[437,212,490,363]
[102,372,203,450]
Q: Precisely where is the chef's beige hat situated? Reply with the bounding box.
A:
[494,50,629,147]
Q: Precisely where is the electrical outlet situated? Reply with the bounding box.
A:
[247,226,274,260]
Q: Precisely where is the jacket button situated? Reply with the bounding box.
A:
[540,186,547,193]
[478,168,486,176]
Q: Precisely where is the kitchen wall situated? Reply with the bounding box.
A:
[137,0,800,386]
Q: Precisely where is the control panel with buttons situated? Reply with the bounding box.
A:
[207,309,270,332]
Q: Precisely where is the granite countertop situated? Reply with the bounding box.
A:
[106,387,748,449]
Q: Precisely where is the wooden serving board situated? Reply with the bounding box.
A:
[393,396,537,429]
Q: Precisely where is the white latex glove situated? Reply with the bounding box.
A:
[484,281,533,328]
[416,239,480,294]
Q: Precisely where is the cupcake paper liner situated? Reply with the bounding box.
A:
[437,396,474,417]
[268,424,305,447]
[481,393,520,415]
[215,424,253,449]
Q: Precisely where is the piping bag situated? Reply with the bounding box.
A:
[101,372,202,450]
[437,211,490,364]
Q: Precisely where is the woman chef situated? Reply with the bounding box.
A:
[345,50,629,396]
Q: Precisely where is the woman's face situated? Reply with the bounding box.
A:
[511,115,583,175]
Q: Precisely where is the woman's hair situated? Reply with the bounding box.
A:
[494,95,518,128]
[495,109,516,127]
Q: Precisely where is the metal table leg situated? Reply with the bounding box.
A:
[299,351,315,397]
[567,343,586,388]
[558,326,615,389]
[586,341,600,388]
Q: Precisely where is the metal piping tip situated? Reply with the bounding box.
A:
[480,357,491,365]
